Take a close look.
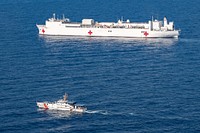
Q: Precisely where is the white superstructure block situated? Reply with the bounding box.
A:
[168,22,174,30]
[152,20,162,31]
[82,19,94,25]
[46,21,62,27]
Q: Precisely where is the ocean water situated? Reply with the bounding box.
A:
[1,0,200,132]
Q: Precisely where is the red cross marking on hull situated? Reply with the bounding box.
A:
[43,103,48,109]
[42,29,45,34]
[88,30,93,35]
[144,31,149,37]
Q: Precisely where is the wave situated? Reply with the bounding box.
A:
[179,38,200,43]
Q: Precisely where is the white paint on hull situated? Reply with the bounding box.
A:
[36,15,180,38]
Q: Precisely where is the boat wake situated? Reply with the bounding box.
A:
[85,110,108,115]
[85,110,139,117]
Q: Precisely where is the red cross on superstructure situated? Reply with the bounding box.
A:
[42,29,45,34]
[88,30,93,35]
[144,31,149,37]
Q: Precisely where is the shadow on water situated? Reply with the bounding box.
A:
[38,35,179,47]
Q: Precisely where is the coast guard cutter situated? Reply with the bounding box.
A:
[37,93,86,113]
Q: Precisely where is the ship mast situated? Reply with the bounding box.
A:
[63,93,68,101]
[63,14,65,20]
[53,13,56,20]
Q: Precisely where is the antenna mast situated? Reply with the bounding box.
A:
[53,13,56,20]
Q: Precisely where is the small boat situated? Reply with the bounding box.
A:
[36,93,87,113]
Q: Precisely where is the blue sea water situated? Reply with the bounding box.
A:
[1,0,200,132]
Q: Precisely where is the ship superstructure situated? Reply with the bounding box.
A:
[36,14,179,38]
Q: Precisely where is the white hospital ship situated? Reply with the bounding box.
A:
[36,14,179,38]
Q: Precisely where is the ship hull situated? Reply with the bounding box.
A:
[37,102,86,113]
[37,25,179,38]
